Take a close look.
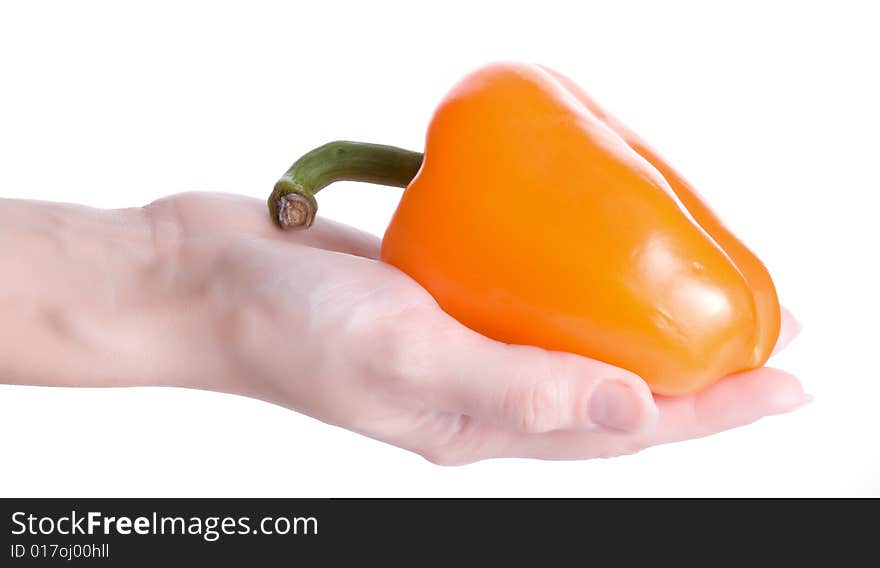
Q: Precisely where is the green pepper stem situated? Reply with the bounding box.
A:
[268,141,424,229]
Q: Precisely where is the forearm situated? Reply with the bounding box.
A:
[0,199,228,391]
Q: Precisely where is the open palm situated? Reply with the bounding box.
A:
[146,192,805,464]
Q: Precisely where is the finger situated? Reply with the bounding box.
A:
[415,321,658,435]
[421,305,803,463]
[248,194,381,258]
[648,366,806,444]
[147,192,382,259]
[291,217,382,260]
[772,307,802,356]
[435,367,806,463]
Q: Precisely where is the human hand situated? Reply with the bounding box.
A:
[144,192,806,464]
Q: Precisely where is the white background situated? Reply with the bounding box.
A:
[1,0,877,496]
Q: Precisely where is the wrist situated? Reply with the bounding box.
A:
[0,199,230,391]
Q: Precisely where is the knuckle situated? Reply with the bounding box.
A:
[420,448,473,467]
[596,441,646,460]
[358,307,432,394]
[503,380,566,434]
[419,416,485,466]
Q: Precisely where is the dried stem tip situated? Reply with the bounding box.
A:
[277,192,316,229]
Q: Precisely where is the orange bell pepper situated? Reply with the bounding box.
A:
[268,62,780,396]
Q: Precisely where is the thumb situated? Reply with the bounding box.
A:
[421,325,658,435]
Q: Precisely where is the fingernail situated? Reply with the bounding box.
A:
[769,392,812,416]
[588,380,645,432]
[791,309,803,329]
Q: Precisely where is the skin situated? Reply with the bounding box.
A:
[0,193,805,465]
